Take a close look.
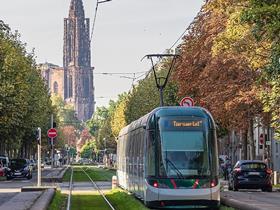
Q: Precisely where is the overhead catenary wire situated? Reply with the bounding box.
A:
[141,22,190,80]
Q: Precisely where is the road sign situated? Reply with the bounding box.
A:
[47,128,57,138]
[180,96,194,107]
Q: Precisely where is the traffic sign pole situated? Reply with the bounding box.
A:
[37,127,41,187]
[51,114,54,168]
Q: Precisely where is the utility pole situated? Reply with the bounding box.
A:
[36,128,41,187]
[51,114,54,168]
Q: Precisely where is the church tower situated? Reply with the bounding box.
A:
[63,0,94,121]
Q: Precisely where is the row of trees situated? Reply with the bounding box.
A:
[86,0,279,160]
[0,20,54,158]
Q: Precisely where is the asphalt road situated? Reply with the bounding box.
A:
[0,168,55,188]
[222,189,280,210]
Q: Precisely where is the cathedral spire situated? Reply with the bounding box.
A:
[63,0,94,121]
[69,0,85,18]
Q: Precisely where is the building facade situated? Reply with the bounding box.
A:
[39,63,64,97]
[40,0,94,121]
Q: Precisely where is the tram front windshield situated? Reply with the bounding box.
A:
[159,117,210,178]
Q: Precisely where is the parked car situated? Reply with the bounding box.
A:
[228,160,272,192]
[6,159,33,180]
[0,165,5,177]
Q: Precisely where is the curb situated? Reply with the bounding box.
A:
[30,188,56,210]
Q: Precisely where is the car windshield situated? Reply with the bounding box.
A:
[241,162,266,171]
[11,159,27,167]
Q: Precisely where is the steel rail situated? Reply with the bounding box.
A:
[66,167,74,210]
[81,167,115,210]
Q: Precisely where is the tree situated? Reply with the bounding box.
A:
[0,20,54,157]
[242,0,280,139]
[111,93,128,137]
[86,102,117,152]
[80,140,96,159]
[172,0,268,160]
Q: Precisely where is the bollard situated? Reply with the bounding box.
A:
[274,171,277,186]
[112,175,118,189]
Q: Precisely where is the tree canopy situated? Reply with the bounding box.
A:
[0,20,54,157]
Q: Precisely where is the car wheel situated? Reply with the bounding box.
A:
[228,184,233,191]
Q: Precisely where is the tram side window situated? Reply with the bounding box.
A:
[209,131,218,175]
[146,130,156,176]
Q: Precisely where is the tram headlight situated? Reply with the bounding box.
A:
[210,178,218,188]
[153,181,159,188]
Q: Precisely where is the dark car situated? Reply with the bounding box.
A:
[6,159,33,180]
[228,160,272,192]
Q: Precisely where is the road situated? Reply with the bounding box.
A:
[222,190,280,209]
[0,167,59,205]
[0,167,57,188]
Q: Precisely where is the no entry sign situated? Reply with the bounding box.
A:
[180,97,194,107]
[47,128,57,138]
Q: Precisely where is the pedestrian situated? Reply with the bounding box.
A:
[223,158,231,180]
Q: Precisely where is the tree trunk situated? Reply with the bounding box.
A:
[243,129,248,160]
[249,119,255,160]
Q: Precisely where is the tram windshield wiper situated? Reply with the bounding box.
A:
[165,158,184,179]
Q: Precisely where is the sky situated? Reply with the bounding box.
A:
[0,0,205,107]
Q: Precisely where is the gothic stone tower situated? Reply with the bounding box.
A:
[64,0,94,121]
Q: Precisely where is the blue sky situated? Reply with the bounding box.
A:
[0,0,204,107]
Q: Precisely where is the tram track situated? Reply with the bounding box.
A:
[66,166,115,210]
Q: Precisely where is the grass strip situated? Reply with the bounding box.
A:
[47,191,67,210]
[106,188,149,210]
[63,166,116,182]
[71,194,112,210]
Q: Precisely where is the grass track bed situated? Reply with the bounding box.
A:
[63,165,116,182]
[105,188,149,210]
[48,191,67,210]
[71,194,112,210]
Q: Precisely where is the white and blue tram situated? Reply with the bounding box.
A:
[117,107,220,209]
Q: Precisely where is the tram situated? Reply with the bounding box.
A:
[117,106,220,209]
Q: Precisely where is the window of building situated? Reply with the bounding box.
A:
[83,77,89,97]
[53,81,58,94]
[69,75,73,97]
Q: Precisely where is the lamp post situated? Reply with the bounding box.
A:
[90,0,112,42]
[143,54,179,106]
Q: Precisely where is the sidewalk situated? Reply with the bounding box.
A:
[41,166,68,182]
[0,189,56,210]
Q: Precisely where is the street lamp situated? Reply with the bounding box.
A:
[142,54,179,106]
[90,0,112,42]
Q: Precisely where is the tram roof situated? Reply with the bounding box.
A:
[118,106,215,136]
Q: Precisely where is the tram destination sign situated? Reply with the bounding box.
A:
[173,120,203,128]
[161,118,204,130]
